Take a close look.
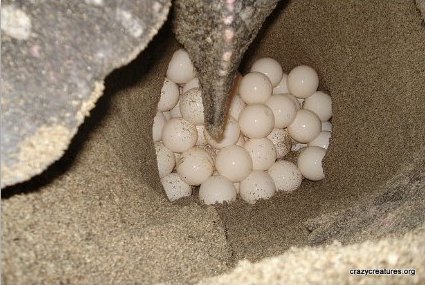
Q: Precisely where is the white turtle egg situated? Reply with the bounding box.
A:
[238,104,275,138]
[250,57,283,87]
[265,94,298,128]
[205,116,240,149]
[161,173,192,202]
[176,147,214,186]
[273,73,289,94]
[152,111,166,142]
[239,170,276,204]
[267,128,292,159]
[239,72,273,104]
[287,65,319,98]
[308,131,331,149]
[303,91,332,122]
[297,146,326,181]
[322,121,332,132]
[155,142,176,178]
[157,78,180,111]
[195,125,207,145]
[170,100,182,118]
[182,77,200,93]
[287,109,321,143]
[199,175,237,205]
[163,111,172,120]
[229,94,246,120]
[244,138,277,171]
[166,49,196,84]
[268,160,303,192]
[162,118,197,153]
[215,145,252,182]
[179,88,204,125]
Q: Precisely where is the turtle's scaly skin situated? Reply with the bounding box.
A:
[173,0,279,140]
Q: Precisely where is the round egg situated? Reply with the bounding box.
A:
[250,57,283,87]
[152,111,166,142]
[239,72,273,104]
[267,128,292,159]
[273,73,289,94]
[179,88,204,125]
[238,104,275,138]
[182,77,200,93]
[215,145,252,182]
[297,146,326,181]
[244,138,277,171]
[229,94,246,120]
[303,91,332,122]
[239,170,276,204]
[199,175,237,205]
[322,121,332,132]
[265,94,298,128]
[157,78,180,111]
[268,160,303,192]
[176,147,214,185]
[205,116,240,149]
[166,49,196,84]
[162,118,197,153]
[161,173,192,202]
[170,100,182,118]
[287,65,319,98]
[308,131,331,149]
[287,109,321,143]
[155,142,176,178]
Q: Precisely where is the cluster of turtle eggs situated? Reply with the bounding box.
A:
[153,49,332,205]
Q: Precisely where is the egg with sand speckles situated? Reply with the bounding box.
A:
[240,170,276,204]
[268,160,303,192]
[244,138,276,171]
[155,142,176,178]
[161,173,192,202]
[162,118,197,153]
[199,175,237,205]
[176,147,214,185]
